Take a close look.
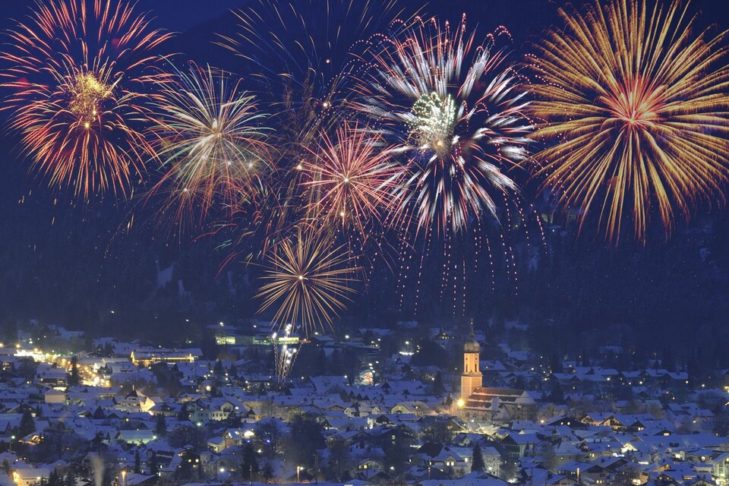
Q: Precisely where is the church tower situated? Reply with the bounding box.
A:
[460,320,482,402]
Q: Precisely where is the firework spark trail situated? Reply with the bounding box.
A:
[484,234,495,294]
[1,0,171,198]
[147,64,271,227]
[217,0,413,167]
[302,122,402,239]
[462,262,467,317]
[353,14,532,237]
[395,233,409,312]
[272,324,300,383]
[353,15,539,314]
[529,0,729,243]
[411,224,432,315]
[212,1,413,281]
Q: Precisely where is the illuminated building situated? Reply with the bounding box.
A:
[458,323,536,422]
[130,348,200,367]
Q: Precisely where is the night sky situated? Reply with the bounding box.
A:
[1,0,729,360]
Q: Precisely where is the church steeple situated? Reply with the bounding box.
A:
[460,318,483,402]
[464,318,480,355]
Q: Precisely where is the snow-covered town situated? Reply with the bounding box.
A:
[2,0,729,485]
[0,319,726,486]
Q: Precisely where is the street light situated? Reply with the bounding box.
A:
[121,470,127,486]
[296,465,303,482]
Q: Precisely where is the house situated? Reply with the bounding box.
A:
[479,446,502,476]
[115,389,155,413]
[711,453,729,485]
[130,348,201,367]
[207,436,225,453]
[223,428,255,448]
[417,443,472,477]
[12,465,52,486]
[391,401,432,416]
[44,389,66,404]
[501,433,538,459]
[208,399,236,421]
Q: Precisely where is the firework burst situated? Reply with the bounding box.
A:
[1,0,171,198]
[529,0,729,243]
[256,227,359,336]
[353,15,532,236]
[302,122,401,237]
[216,0,413,165]
[148,64,271,225]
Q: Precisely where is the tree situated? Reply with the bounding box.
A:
[411,340,448,368]
[134,449,141,474]
[200,333,218,360]
[177,403,190,421]
[150,363,181,395]
[168,425,206,450]
[256,419,283,459]
[329,350,344,374]
[19,410,35,437]
[550,353,563,373]
[226,410,242,428]
[175,450,200,480]
[432,372,445,396]
[541,442,558,471]
[102,343,114,357]
[285,415,325,468]
[315,348,327,375]
[422,419,451,444]
[241,443,259,481]
[148,452,159,476]
[68,356,80,386]
[91,432,106,451]
[47,470,63,486]
[0,320,18,346]
[547,377,565,403]
[213,359,224,377]
[471,443,485,472]
[155,414,167,436]
[63,471,76,486]
[261,463,274,483]
[382,429,413,477]
[326,437,350,481]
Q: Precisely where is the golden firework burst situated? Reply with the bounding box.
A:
[256,227,359,335]
[529,0,729,243]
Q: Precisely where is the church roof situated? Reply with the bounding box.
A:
[464,339,480,353]
[463,319,480,353]
[463,387,535,409]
